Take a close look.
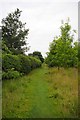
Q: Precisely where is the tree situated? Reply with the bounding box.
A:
[28,51,44,63]
[33,51,44,63]
[2,8,29,54]
[46,20,78,69]
[28,53,33,57]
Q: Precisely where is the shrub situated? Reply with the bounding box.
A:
[18,55,31,74]
[34,57,42,67]
[2,70,21,80]
[2,54,42,79]
[33,51,44,63]
[2,54,21,72]
[29,56,41,69]
[18,55,41,74]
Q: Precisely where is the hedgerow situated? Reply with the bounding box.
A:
[2,54,42,80]
[18,54,31,74]
[2,54,21,72]
[29,56,41,69]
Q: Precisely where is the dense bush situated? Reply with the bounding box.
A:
[2,41,12,54]
[29,56,41,69]
[28,51,44,63]
[18,55,31,74]
[19,55,41,74]
[2,54,21,72]
[2,70,21,80]
[33,51,44,63]
[2,54,42,79]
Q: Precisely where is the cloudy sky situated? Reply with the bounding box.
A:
[0,0,79,57]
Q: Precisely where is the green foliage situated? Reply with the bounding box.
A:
[2,54,21,72]
[18,55,31,74]
[2,8,29,54]
[2,8,42,80]
[33,51,44,63]
[28,51,44,63]
[2,70,21,80]
[2,54,42,79]
[2,41,11,54]
[46,20,78,68]
[29,56,42,69]
[19,55,41,74]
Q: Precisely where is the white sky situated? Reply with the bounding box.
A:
[0,0,79,57]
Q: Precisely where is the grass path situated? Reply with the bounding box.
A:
[2,65,78,118]
[25,65,57,118]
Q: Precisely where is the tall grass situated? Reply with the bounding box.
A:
[2,66,78,118]
[45,67,78,117]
